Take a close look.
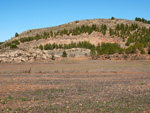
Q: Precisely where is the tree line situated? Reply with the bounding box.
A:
[39,41,123,55]
[135,17,150,24]
[39,41,150,55]
[19,24,107,43]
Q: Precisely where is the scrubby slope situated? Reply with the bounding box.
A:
[1,18,150,57]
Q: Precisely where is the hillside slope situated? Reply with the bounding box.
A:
[1,19,150,49]
[0,18,150,63]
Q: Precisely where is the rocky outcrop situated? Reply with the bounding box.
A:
[0,48,91,63]
[0,48,149,63]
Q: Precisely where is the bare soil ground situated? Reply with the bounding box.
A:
[0,59,150,113]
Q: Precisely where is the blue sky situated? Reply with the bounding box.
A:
[0,0,150,42]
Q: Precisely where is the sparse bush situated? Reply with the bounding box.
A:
[140,48,146,54]
[125,45,137,54]
[10,44,18,49]
[75,21,79,23]
[39,44,43,50]
[62,51,67,57]
[90,48,96,55]
[52,55,55,60]
[12,40,20,45]
[125,41,130,46]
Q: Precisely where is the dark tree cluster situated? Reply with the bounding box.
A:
[56,24,101,36]
[10,44,18,49]
[20,31,55,43]
[39,41,123,55]
[135,17,150,24]
[20,34,46,43]
[12,40,20,45]
[125,45,137,54]
[2,39,20,49]
[125,27,150,47]
[40,41,96,51]
[109,23,138,39]
[40,40,148,55]
[108,22,150,53]
[125,42,148,54]
[96,43,124,55]
[19,24,107,44]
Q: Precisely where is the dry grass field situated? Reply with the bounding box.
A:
[0,59,150,113]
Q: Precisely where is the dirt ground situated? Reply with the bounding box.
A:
[0,59,150,113]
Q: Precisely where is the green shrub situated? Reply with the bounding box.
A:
[75,21,79,23]
[125,41,130,46]
[12,40,20,45]
[10,44,18,49]
[140,49,146,54]
[90,48,96,55]
[125,45,137,54]
[39,44,43,50]
[62,51,67,57]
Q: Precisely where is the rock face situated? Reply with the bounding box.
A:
[0,48,91,63]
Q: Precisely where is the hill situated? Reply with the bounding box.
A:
[0,18,150,62]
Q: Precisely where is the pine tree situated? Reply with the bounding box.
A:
[111,17,115,20]
[15,32,19,37]
[39,45,43,50]
[62,51,67,57]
